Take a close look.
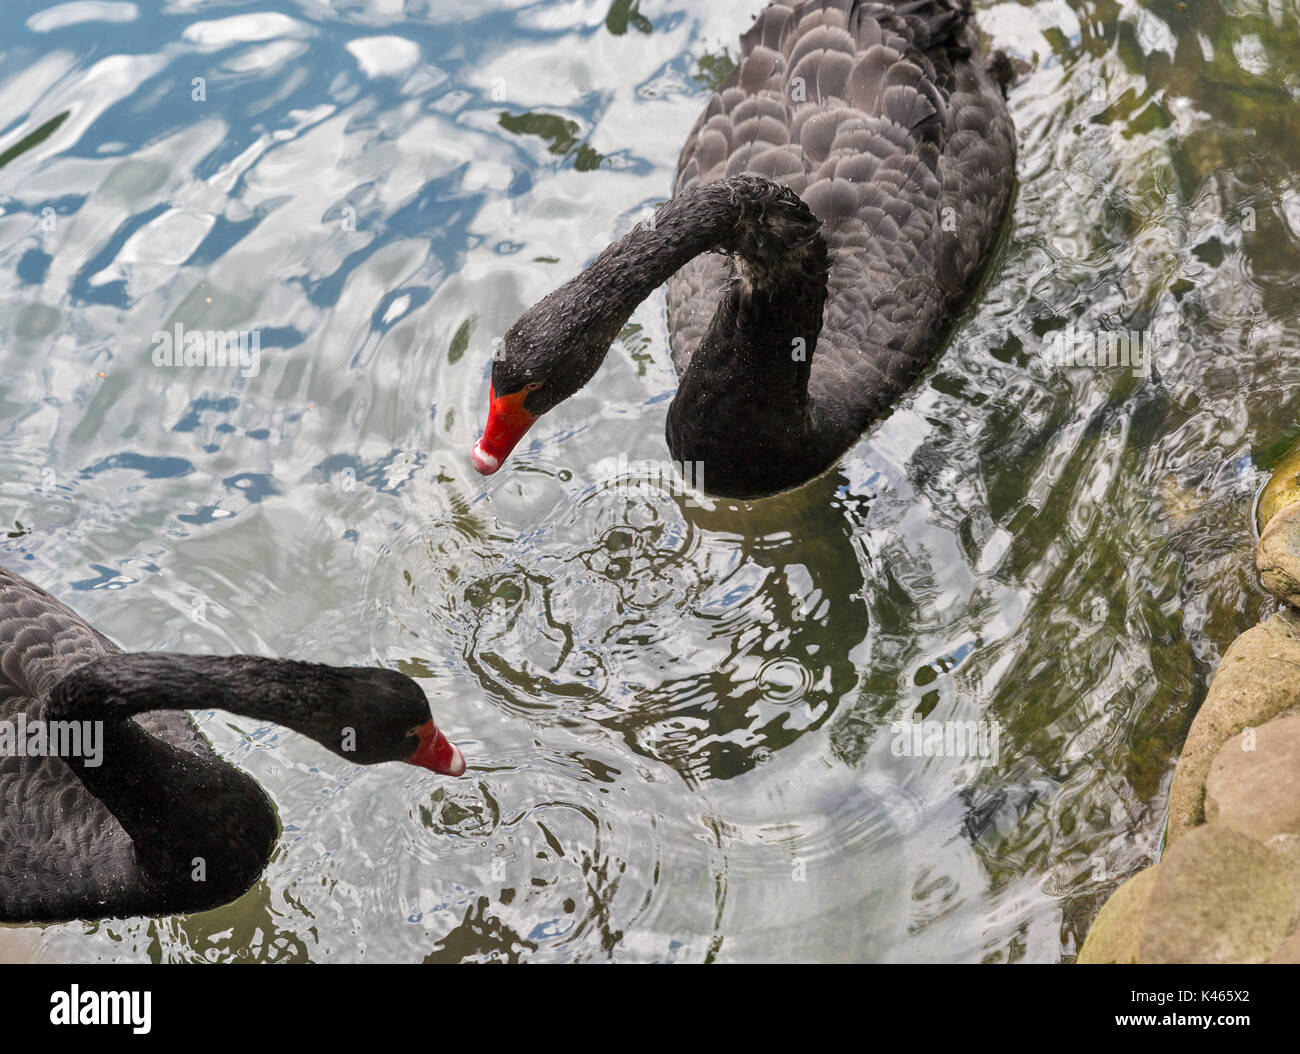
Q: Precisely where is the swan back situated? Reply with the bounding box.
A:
[666,0,1015,433]
[0,566,214,921]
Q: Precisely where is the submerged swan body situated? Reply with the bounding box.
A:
[474,0,1015,498]
[0,565,465,923]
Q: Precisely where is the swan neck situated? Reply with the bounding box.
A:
[48,654,372,754]
[585,174,829,313]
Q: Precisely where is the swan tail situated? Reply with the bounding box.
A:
[987,49,1016,98]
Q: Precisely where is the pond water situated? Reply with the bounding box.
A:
[1,0,1298,962]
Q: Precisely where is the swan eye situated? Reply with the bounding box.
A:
[525,381,543,392]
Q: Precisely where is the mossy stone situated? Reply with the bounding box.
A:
[1078,866,1159,964]
[1167,611,1300,845]
[1138,826,1296,964]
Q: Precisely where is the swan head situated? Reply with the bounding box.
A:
[320,666,467,777]
[369,670,466,777]
[50,654,468,778]
[473,287,623,475]
[405,718,467,777]
[471,378,540,476]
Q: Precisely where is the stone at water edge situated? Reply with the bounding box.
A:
[1258,439,1300,534]
[1166,609,1300,845]
[1261,832,1300,963]
[1268,928,1300,963]
[1137,825,1297,963]
[1077,866,1159,964]
[1257,503,1300,607]
[1205,714,1300,842]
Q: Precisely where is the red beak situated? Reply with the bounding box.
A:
[472,384,537,475]
[406,720,466,777]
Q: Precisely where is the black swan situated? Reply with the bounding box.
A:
[0,564,465,924]
[472,0,1015,498]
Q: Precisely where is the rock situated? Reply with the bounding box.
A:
[1265,833,1300,903]
[1077,866,1159,964]
[1258,441,1300,534]
[1166,610,1300,845]
[0,926,51,963]
[1268,928,1300,963]
[1205,715,1300,841]
[1258,503,1300,607]
[1266,832,1300,863]
[1138,825,1297,963]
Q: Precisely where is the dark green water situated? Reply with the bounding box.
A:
[0,0,1298,961]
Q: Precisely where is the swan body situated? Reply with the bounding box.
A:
[473,0,1015,498]
[0,564,465,923]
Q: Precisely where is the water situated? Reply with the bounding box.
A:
[0,0,1297,963]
